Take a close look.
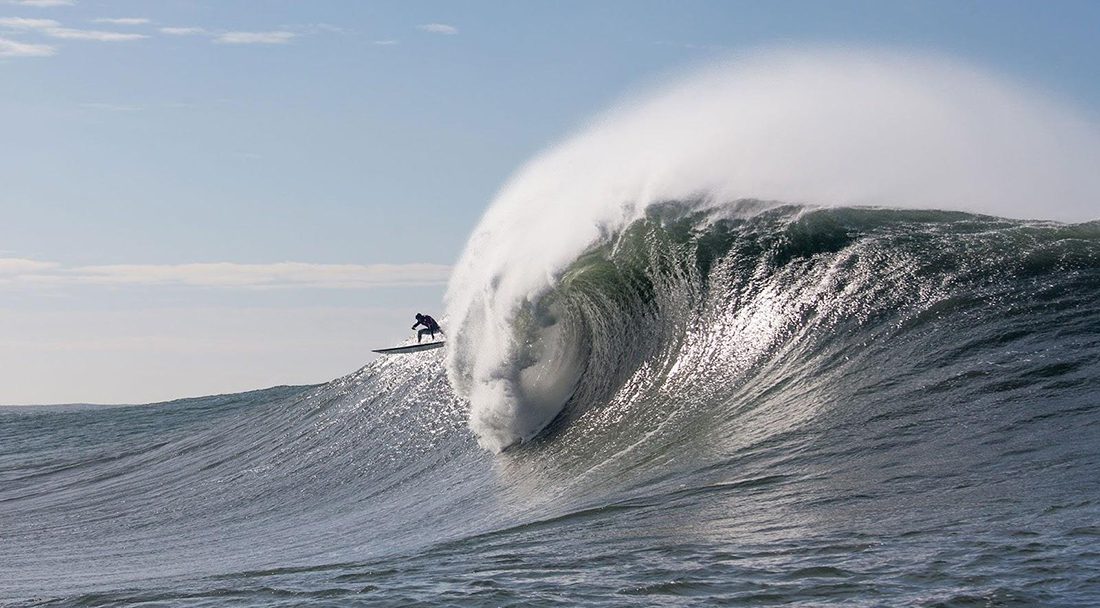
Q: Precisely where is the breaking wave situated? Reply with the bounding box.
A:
[444,48,1100,451]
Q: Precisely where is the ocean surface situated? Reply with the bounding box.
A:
[3,205,1099,606]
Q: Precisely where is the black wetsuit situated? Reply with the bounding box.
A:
[413,315,442,342]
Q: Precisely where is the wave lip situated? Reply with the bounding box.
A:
[444,47,1100,451]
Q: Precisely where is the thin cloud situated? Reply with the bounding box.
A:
[8,0,74,6]
[45,27,147,41]
[215,31,296,45]
[373,39,398,46]
[2,259,450,289]
[159,26,205,36]
[417,23,458,35]
[71,262,450,288]
[92,17,149,26]
[0,16,59,28]
[0,17,147,48]
[0,258,59,274]
[0,36,54,56]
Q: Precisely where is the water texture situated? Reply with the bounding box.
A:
[3,206,1099,606]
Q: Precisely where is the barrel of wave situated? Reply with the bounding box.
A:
[448,292,587,452]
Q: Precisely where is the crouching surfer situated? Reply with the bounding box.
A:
[412,313,443,343]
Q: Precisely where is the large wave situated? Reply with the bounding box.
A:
[444,48,1100,451]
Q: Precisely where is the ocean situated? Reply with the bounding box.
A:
[3,204,1099,606]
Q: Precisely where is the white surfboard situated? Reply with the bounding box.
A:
[371,341,445,355]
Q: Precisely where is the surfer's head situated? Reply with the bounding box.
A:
[415,313,424,320]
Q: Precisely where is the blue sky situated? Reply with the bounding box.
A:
[2,0,1099,403]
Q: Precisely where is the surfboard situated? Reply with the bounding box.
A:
[371,341,445,355]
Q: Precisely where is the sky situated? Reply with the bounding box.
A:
[2,0,1099,404]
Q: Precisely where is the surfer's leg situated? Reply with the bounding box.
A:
[417,329,428,343]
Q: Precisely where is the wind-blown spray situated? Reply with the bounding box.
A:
[446,48,1100,451]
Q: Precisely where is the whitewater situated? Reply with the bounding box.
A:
[3,49,1100,606]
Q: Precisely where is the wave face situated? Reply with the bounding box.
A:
[445,49,1100,451]
[4,206,1099,606]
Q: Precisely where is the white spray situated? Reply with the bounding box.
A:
[445,48,1100,452]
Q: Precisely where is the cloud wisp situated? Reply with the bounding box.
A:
[0,16,146,52]
[0,16,57,28]
[214,30,296,45]
[0,18,147,40]
[0,259,451,289]
[159,26,205,36]
[44,27,146,41]
[0,35,54,56]
[92,17,149,26]
[2,15,336,56]
[417,23,458,35]
[0,258,59,274]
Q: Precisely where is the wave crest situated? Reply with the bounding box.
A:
[445,48,1100,451]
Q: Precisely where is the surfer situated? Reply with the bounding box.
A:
[412,313,443,343]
